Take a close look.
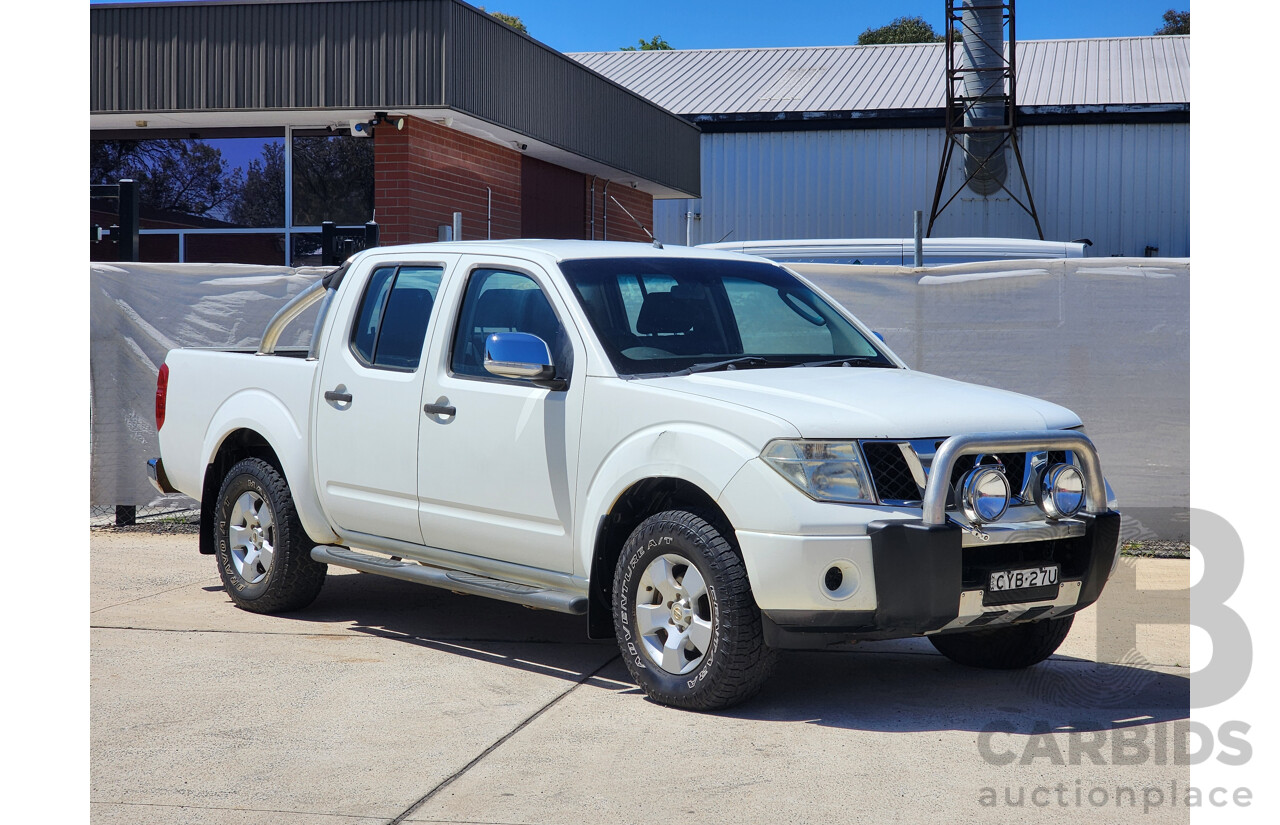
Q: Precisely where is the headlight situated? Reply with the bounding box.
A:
[761,440,876,503]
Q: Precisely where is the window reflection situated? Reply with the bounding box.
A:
[90,137,285,227]
[90,133,374,264]
[291,135,374,226]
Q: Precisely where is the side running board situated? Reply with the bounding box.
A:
[310,545,588,615]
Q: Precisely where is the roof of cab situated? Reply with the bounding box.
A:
[354,239,761,265]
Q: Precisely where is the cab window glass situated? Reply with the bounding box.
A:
[351,267,395,363]
[349,265,444,370]
[451,269,570,379]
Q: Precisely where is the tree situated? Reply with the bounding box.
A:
[91,139,242,219]
[479,7,527,33]
[1154,10,1189,35]
[621,35,672,51]
[227,142,285,227]
[229,137,373,228]
[857,16,945,45]
[287,136,375,227]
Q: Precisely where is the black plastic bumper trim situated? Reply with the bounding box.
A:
[866,519,964,634]
[762,511,1122,639]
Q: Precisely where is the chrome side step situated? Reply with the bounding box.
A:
[310,545,588,615]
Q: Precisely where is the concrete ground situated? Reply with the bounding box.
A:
[91,530,1190,824]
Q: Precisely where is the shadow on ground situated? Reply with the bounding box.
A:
[213,569,1187,733]
[729,642,1189,733]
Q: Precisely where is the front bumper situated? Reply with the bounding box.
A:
[759,510,1121,645]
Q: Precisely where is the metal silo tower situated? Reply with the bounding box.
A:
[927,0,1044,239]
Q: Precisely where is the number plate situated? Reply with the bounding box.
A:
[989,565,1060,593]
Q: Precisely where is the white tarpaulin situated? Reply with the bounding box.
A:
[793,257,1189,541]
[90,257,1188,540]
[90,263,330,507]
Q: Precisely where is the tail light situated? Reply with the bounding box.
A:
[156,363,169,431]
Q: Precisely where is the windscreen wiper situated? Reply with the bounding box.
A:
[683,356,794,375]
[790,356,896,369]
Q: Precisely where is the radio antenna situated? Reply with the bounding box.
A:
[609,195,662,249]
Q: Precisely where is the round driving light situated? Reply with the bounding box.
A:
[1038,463,1085,519]
[957,466,1010,524]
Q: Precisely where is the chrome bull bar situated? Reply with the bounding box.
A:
[921,431,1108,526]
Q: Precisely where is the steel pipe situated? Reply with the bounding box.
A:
[257,278,328,355]
[921,431,1108,525]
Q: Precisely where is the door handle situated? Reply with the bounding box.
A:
[324,389,353,404]
[423,402,456,417]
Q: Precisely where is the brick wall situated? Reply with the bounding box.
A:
[374,116,522,244]
[375,114,655,245]
[585,180,654,244]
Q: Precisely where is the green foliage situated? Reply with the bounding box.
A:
[622,35,672,51]
[1154,9,1189,35]
[857,15,945,45]
[479,7,527,33]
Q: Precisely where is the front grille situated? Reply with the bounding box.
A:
[861,441,919,501]
[860,440,1075,506]
[949,451,1027,491]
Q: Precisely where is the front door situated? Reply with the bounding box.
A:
[416,259,583,572]
[314,259,453,544]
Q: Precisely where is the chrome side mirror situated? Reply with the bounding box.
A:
[484,332,556,381]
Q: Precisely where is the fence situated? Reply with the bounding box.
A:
[90,257,1189,550]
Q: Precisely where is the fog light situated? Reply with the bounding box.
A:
[1037,463,1085,519]
[821,560,860,600]
[957,466,1010,524]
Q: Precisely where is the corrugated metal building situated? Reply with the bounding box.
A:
[572,37,1189,256]
[91,0,700,264]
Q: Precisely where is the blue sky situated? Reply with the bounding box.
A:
[482,0,1183,51]
[90,1,1186,51]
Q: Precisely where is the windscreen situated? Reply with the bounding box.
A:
[558,257,894,376]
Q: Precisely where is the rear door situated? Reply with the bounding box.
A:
[314,256,458,544]
[415,256,585,572]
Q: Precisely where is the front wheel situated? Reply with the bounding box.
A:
[214,457,326,613]
[612,510,775,710]
[928,614,1074,669]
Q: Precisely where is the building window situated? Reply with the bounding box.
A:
[292,135,374,227]
[90,129,374,265]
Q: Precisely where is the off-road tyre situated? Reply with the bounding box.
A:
[928,614,1074,669]
[214,457,326,613]
[612,510,776,710]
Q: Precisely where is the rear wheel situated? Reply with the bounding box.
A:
[928,614,1074,669]
[214,458,326,613]
[612,510,775,710]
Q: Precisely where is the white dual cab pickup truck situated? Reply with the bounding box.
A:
[150,239,1121,710]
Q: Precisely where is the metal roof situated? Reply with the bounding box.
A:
[569,37,1189,116]
[91,0,701,196]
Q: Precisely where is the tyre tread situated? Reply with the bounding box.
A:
[613,510,776,711]
[215,457,326,614]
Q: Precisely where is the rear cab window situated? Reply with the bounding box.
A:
[349,265,445,371]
